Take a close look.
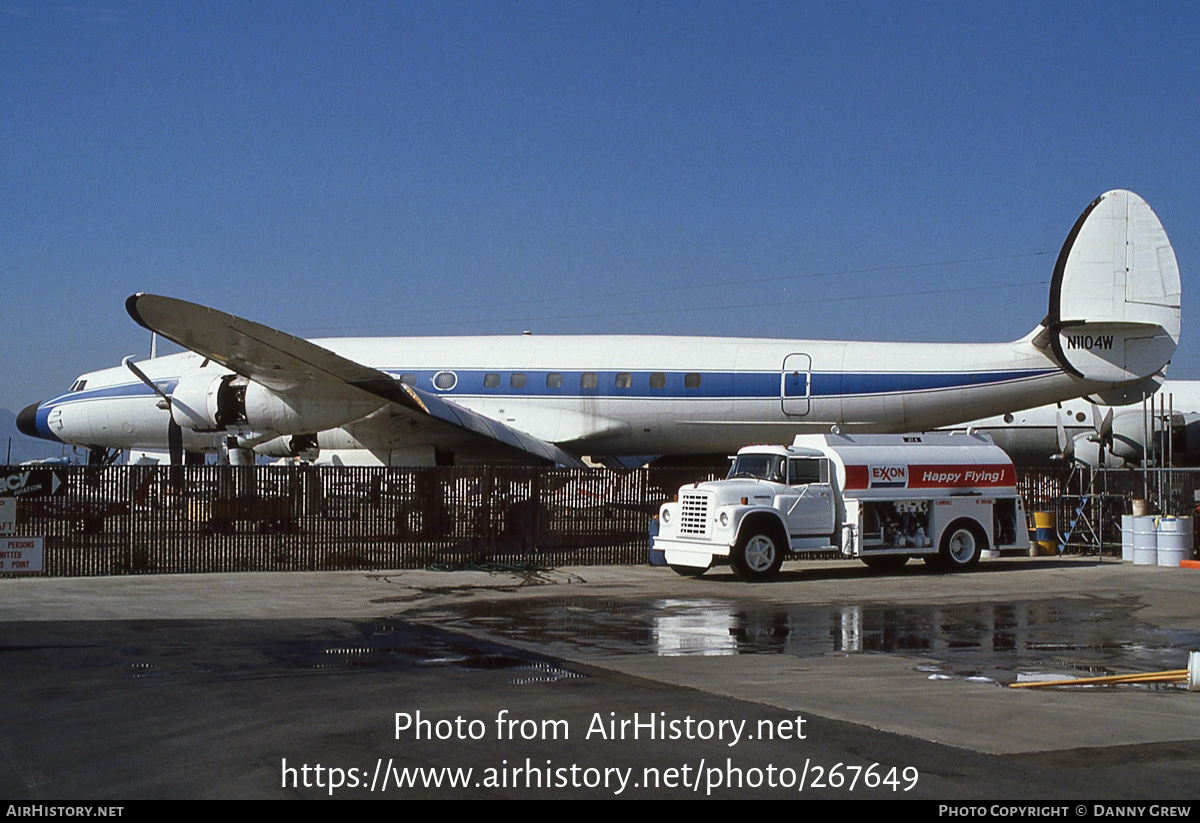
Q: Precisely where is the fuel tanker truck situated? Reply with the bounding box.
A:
[655,432,1030,581]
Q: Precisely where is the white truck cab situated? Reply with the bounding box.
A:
[656,432,1030,581]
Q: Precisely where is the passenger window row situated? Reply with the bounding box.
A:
[482,372,701,390]
[401,372,705,390]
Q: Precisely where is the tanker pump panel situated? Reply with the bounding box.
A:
[655,432,1030,581]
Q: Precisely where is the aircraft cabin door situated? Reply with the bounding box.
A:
[781,353,811,416]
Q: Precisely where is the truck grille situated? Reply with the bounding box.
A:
[678,491,711,537]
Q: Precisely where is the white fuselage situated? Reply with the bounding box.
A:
[27,332,1121,461]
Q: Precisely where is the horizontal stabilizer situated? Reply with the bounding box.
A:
[1085,375,1163,406]
[1046,190,1180,382]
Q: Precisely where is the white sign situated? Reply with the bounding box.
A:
[0,498,13,534]
[0,536,42,573]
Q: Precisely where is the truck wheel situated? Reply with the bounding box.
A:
[940,520,984,569]
[862,555,908,572]
[670,564,708,578]
[731,532,784,581]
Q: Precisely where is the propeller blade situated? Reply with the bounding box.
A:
[1087,402,1115,449]
[122,356,172,406]
[168,419,183,466]
[1055,410,1074,461]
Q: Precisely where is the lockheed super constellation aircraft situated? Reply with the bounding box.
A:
[17,190,1181,468]
[944,380,1200,468]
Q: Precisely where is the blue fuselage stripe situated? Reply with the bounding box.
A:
[43,369,1057,408]
[378,368,1058,399]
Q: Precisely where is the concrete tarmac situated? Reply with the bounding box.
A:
[1,556,1198,799]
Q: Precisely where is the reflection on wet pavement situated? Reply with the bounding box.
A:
[417,596,1200,681]
[1,619,590,687]
[294,620,586,683]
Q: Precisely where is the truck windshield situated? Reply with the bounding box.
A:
[728,454,786,482]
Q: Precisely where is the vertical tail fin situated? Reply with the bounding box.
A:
[1042,190,1180,383]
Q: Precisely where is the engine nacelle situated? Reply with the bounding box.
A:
[1068,435,1128,469]
[254,434,320,461]
[1108,411,1152,463]
[242,383,381,436]
[1175,414,1200,467]
[171,368,383,438]
[1107,408,1189,465]
[1068,410,1200,467]
[170,371,237,432]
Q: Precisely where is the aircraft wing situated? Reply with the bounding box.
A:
[125,293,586,467]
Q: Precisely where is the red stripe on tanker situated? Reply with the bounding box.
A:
[844,464,1016,490]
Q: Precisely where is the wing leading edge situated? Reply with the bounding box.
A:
[125,293,586,467]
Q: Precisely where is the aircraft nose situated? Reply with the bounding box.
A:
[16,402,40,437]
[16,401,55,441]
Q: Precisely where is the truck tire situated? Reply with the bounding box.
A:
[939,520,985,569]
[670,564,708,578]
[731,531,784,581]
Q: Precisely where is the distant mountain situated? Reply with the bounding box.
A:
[0,408,74,465]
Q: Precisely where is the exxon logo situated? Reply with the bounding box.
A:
[869,465,908,488]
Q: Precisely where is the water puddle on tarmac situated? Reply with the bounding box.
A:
[296,620,586,684]
[428,597,1200,682]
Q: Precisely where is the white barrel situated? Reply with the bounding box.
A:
[1121,514,1134,562]
[1156,516,1192,567]
[1132,516,1158,565]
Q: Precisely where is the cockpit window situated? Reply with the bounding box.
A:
[70,379,87,392]
[728,454,786,483]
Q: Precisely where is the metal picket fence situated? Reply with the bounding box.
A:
[2,463,725,576]
[2,463,1077,576]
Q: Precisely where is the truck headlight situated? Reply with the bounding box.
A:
[718,511,729,527]
[661,508,671,524]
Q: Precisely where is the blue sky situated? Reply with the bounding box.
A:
[2,1,1198,420]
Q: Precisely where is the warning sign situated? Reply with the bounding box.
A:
[0,498,12,534]
[0,536,42,573]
